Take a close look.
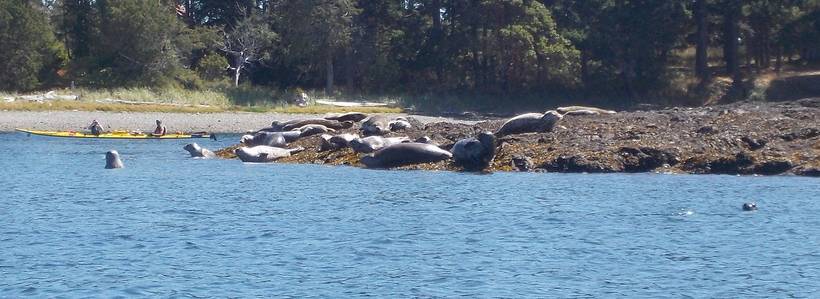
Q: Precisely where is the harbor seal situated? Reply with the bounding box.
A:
[350,136,410,153]
[245,131,288,147]
[451,132,497,171]
[742,202,758,211]
[320,133,360,151]
[183,143,216,158]
[105,150,124,169]
[297,124,335,137]
[234,146,305,163]
[556,106,615,115]
[389,119,412,131]
[495,110,563,137]
[361,143,453,168]
[361,115,391,136]
[281,119,353,131]
[324,112,368,122]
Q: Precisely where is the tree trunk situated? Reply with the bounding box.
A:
[695,0,709,80]
[432,0,444,81]
[723,3,741,83]
[234,66,241,87]
[325,52,334,95]
[344,47,354,91]
[233,55,243,87]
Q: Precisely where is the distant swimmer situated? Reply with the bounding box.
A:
[153,120,167,136]
[89,120,103,135]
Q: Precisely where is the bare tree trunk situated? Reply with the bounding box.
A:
[325,52,334,95]
[233,55,243,87]
[695,0,709,81]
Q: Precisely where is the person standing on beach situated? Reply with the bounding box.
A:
[153,120,167,136]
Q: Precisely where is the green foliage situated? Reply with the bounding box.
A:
[197,53,229,81]
[0,1,66,91]
[5,0,820,107]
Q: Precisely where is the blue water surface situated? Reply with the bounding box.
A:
[0,132,818,298]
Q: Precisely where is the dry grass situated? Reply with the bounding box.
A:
[1,86,404,114]
[0,100,226,113]
[0,100,403,114]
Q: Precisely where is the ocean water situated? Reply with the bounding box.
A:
[0,132,818,298]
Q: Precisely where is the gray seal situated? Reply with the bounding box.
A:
[234,146,305,163]
[105,150,124,169]
[361,115,391,136]
[350,136,410,153]
[495,110,563,137]
[325,112,368,122]
[183,143,216,158]
[451,132,497,171]
[361,143,453,168]
[742,202,757,211]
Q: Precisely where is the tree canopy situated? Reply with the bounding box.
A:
[1,0,818,105]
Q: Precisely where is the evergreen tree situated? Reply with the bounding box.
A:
[0,0,66,90]
[274,0,359,94]
[92,0,189,86]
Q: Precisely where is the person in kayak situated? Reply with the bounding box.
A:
[153,120,167,136]
[89,120,103,135]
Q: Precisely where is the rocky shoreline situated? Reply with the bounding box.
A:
[216,98,819,177]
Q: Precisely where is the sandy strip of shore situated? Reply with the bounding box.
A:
[0,111,474,133]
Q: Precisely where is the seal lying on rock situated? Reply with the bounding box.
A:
[105,150,124,169]
[556,106,616,115]
[234,146,305,163]
[281,119,353,131]
[183,143,216,158]
[495,110,563,137]
[361,143,453,168]
[319,133,360,151]
[451,132,497,171]
[389,119,412,131]
[245,131,288,147]
[361,115,391,135]
[350,136,410,153]
[297,124,335,137]
[324,112,368,122]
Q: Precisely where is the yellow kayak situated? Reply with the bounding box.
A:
[16,128,215,140]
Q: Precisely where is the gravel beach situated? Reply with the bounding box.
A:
[0,111,471,133]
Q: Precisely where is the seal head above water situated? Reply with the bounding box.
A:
[105,150,124,169]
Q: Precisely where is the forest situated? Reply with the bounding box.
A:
[1,0,819,109]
